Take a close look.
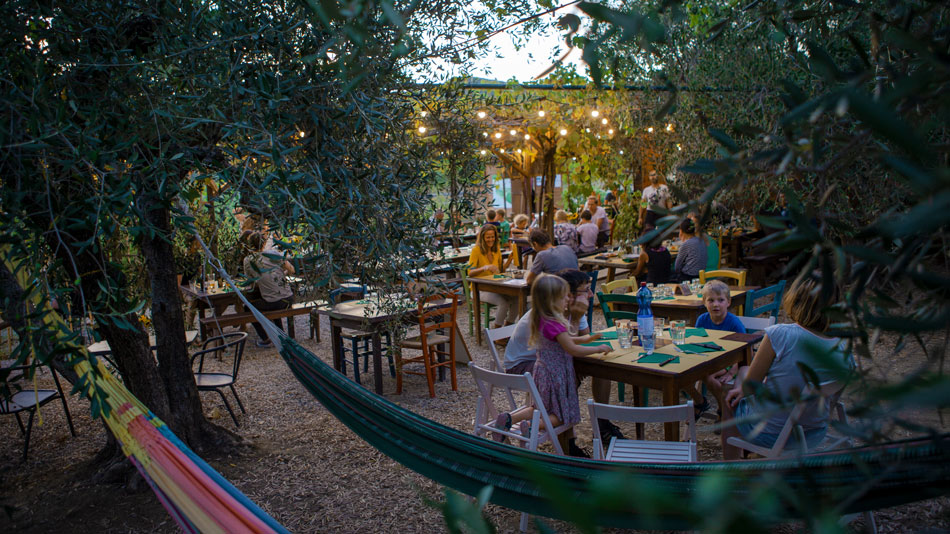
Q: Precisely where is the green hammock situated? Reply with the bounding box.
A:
[276,336,950,529]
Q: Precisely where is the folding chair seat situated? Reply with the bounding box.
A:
[588,399,697,463]
[1,364,76,460]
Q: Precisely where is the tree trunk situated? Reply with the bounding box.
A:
[139,196,237,453]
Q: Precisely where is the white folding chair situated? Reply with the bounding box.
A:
[725,381,874,531]
[737,315,776,333]
[468,362,571,456]
[484,325,518,413]
[587,399,697,462]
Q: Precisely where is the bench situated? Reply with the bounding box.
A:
[199,301,324,341]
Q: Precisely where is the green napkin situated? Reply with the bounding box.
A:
[621,258,635,263]
[492,274,507,279]
[654,296,675,301]
[677,343,721,353]
[582,341,614,348]
[594,331,619,340]
[636,353,680,364]
[686,328,708,337]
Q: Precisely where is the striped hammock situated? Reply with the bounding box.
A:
[72,356,290,534]
[275,334,950,529]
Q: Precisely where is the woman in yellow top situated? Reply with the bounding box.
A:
[468,224,518,328]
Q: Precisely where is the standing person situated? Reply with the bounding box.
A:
[503,269,625,444]
[242,231,295,348]
[576,210,600,254]
[496,209,511,247]
[467,224,517,331]
[492,274,611,456]
[672,218,707,282]
[582,194,610,247]
[553,209,579,252]
[639,169,673,227]
[628,225,672,284]
[525,228,578,285]
[721,276,851,460]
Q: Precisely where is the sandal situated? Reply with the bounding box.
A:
[694,397,711,421]
[493,413,512,443]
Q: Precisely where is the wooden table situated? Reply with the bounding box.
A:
[574,328,760,440]
[179,284,250,318]
[612,285,754,325]
[468,274,530,345]
[578,250,679,284]
[86,330,200,362]
[315,297,468,394]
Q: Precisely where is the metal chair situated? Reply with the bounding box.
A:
[191,332,248,427]
[1,364,76,460]
[396,293,458,397]
[588,399,697,462]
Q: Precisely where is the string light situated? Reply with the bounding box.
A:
[585,128,591,133]
[538,110,546,117]
[601,118,608,125]
[297,131,306,138]
[647,127,654,133]
[524,134,531,140]
[500,148,505,153]
[420,111,428,117]
[560,129,568,136]
[509,129,517,136]
[676,144,682,151]
[480,150,486,155]
[572,156,577,160]
[483,132,488,137]
[516,148,522,153]
[666,123,674,132]
[619,150,624,155]
[418,126,427,134]
[494,132,502,139]
[477,111,486,119]
[608,129,614,135]
[591,110,600,118]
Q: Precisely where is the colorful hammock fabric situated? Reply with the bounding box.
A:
[72,356,290,534]
[274,334,950,529]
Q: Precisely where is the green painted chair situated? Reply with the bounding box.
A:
[459,267,496,342]
[744,280,787,319]
[705,235,721,271]
[595,291,649,406]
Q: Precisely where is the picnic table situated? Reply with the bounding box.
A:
[573,327,760,440]
[468,274,530,345]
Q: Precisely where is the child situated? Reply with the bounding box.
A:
[492,274,610,457]
[720,276,850,460]
[690,280,746,418]
[496,208,510,246]
[553,209,579,252]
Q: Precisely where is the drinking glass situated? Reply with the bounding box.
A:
[671,320,687,345]
[655,317,667,338]
[617,321,632,349]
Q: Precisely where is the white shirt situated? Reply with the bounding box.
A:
[642,184,670,212]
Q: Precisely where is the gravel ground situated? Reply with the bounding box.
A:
[1,306,948,533]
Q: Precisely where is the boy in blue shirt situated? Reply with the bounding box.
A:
[694,279,746,421]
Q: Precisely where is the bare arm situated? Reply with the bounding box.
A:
[725,335,776,408]
[629,250,649,277]
[282,260,295,275]
[555,331,611,357]
[525,270,537,285]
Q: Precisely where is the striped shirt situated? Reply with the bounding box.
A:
[673,237,707,279]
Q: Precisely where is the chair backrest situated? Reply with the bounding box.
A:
[602,278,637,294]
[744,280,787,319]
[587,399,697,460]
[587,270,599,329]
[483,325,519,410]
[729,380,846,458]
[699,269,747,286]
[417,293,459,337]
[484,324,518,372]
[596,292,639,327]
[468,362,566,455]
[737,315,776,333]
[705,235,721,270]
[193,332,248,380]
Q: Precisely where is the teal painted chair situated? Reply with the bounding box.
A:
[459,267,496,342]
[586,270,599,329]
[705,235,721,271]
[595,291,649,406]
[744,280,787,319]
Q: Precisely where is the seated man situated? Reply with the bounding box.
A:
[525,228,578,285]
[576,210,600,254]
[503,269,623,446]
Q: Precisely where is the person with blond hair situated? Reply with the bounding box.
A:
[467,224,517,329]
[492,274,610,456]
[720,275,851,460]
[553,209,579,252]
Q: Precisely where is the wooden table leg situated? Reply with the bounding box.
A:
[517,291,526,319]
[473,288,483,345]
[606,268,616,283]
[372,331,384,394]
[663,381,681,441]
[331,322,343,372]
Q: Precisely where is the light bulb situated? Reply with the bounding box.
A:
[560,129,568,136]
[572,156,577,160]
[483,132,488,137]
[480,150,486,155]
[298,131,306,138]
[676,144,682,151]
[420,111,428,117]
[495,132,502,139]
[538,110,546,117]
[418,126,427,134]
[666,123,673,131]
[524,134,530,140]
[477,111,486,118]
[585,128,591,133]
[601,118,608,125]
[647,127,654,133]
[500,148,505,153]
[591,110,600,118]
[608,129,614,135]
[509,129,516,136]
[619,150,624,155]
[517,148,522,153]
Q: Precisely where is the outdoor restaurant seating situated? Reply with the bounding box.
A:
[396,293,459,397]
[330,286,394,386]
[601,278,637,294]
[191,332,248,427]
[743,280,787,319]
[459,266,496,339]
[484,324,519,409]
[0,364,76,460]
[699,268,747,286]
[588,399,697,463]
